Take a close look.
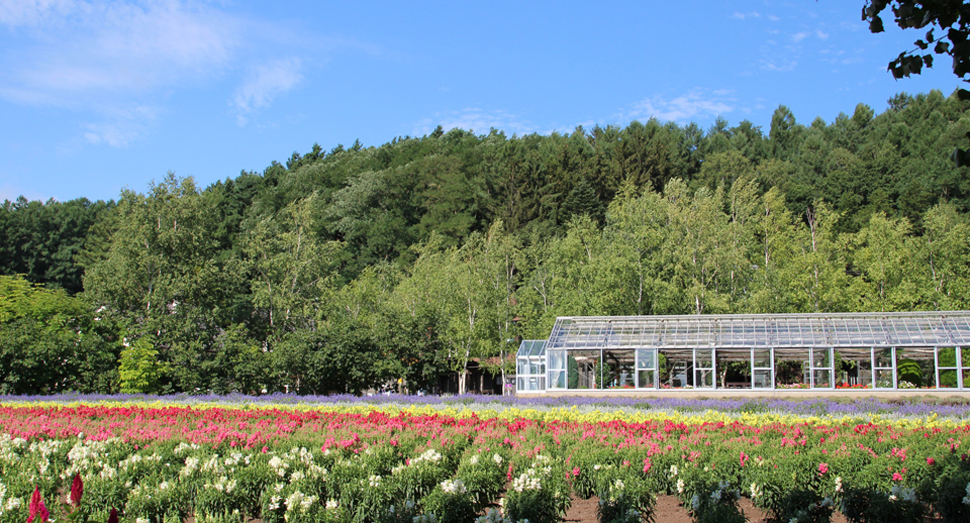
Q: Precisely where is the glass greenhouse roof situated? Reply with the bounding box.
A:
[546,311,970,350]
[516,339,546,357]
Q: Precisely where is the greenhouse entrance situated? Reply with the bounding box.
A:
[515,311,970,394]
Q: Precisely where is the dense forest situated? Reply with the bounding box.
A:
[2,90,970,396]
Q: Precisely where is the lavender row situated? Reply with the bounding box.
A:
[3,392,970,419]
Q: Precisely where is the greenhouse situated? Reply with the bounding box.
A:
[514,311,970,393]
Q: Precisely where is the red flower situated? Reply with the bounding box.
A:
[70,473,83,507]
[27,487,49,523]
[107,508,119,523]
[927,457,936,466]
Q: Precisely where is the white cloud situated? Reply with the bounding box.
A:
[81,105,160,147]
[732,11,761,20]
[0,0,242,105]
[233,58,303,115]
[0,0,78,27]
[413,108,537,136]
[816,30,829,40]
[624,89,735,124]
[792,32,810,43]
[760,58,797,72]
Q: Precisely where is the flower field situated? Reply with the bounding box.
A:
[2,396,970,523]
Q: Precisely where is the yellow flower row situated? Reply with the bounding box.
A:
[0,399,960,430]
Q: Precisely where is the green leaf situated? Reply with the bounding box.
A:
[869,15,884,33]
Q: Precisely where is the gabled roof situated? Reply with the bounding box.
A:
[544,311,970,350]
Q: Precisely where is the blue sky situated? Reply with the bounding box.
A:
[0,0,961,203]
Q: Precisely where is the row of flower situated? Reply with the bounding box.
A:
[2,403,970,523]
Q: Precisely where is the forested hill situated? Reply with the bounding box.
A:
[2,90,970,396]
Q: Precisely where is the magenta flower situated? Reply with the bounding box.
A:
[69,473,83,507]
[27,487,49,523]
[818,462,829,475]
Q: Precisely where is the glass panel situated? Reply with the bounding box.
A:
[963,369,970,389]
[528,377,539,391]
[875,348,894,368]
[529,361,540,375]
[637,349,656,370]
[548,370,566,389]
[813,348,831,368]
[895,348,933,389]
[963,348,970,368]
[605,350,635,389]
[548,350,566,370]
[695,369,714,388]
[517,359,527,375]
[516,377,524,391]
[661,349,693,388]
[753,349,771,369]
[855,358,873,388]
[813,369,832,388]
[874,369,895,388]
[940,369,958,389]
[774,348,810,389]
[939,347,957,367]
[539,376,546,390]
[637,370,655,389]
[567,350,601,389]
[753,369,773,389]
[695,348,713,368]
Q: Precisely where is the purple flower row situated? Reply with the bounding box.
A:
[2,392,969,418]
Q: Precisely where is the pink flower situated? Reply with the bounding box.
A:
[818,462,829,475]
[262,446,269,453]
[622,460,630,467]
[740,451,748,467]
[507,463,514,482]
[70,473,83,507]
[892,472,903,481]
[572,466,580,477]
[927,457,936,466]
[27,487,49,523]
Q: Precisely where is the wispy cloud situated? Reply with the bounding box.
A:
[233,58,303,121]
[624,89,735,124]
[0,1,331,144]
[0,1,242,105]
[82,105,160,147]
[732,11,761,20]
[413,108,538,136]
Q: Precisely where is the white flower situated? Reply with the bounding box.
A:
[890,486,916,503]
[493,453,503,465]
[136,518,150,523]
[613,479,625,492]
[325,499,339,510]
[441,479,467,495]
[669,465,679,477]
[834,476,843,493]
[593,464,601,471]
[469,455,479,466]
[750,483,762,499]
[368,475,381,488]
[676,479,685,494]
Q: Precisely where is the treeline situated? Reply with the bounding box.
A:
[2,90,970,396]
